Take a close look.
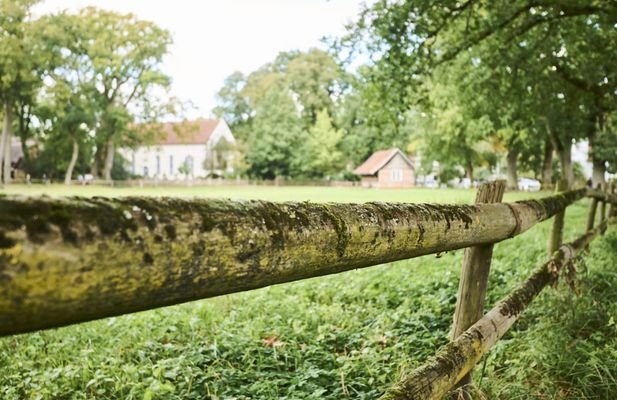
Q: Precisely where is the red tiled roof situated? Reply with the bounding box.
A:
[354,148,413,176]
[154,119,220,145]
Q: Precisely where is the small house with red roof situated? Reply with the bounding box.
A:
[354,148,415,188]
[122,118,236,179]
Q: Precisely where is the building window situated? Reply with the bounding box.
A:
[169,155,174,176]
[391,169,403,182]
[143,166,149,177]
[156,155,161,175]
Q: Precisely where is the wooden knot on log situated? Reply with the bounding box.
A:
[505,203,522,238]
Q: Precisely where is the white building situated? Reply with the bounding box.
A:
[122,119,236,179]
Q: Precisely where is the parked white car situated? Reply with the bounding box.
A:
[518,178,541,192]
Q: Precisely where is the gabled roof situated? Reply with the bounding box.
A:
[154,119,220,145]
[354,148,414,176]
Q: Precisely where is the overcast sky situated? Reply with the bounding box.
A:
[34,0,367,119]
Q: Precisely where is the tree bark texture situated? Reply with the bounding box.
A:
[506,149,518,190]
[451,180,505,395]
[103,139,115,182]
[592,159,606,188]
[0,190,586,336]
[558,139,573,186]
[547,125,573,187]
[2,133,10,184]
[542,138,553,189]
[464,160,474,182]
[0,102,11,184]
[64,138,79,185]
[381,220,610,400]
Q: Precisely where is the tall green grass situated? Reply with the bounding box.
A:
[0,187,614,399]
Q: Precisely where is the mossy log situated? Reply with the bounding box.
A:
[0,190,585,336]
[586,188,617,205]
[381,219,610,400]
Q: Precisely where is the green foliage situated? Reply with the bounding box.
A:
[213,49,353,179]
[212,71,251,141]
[296,109,344,178]
[246,87,304,179]
[342,0,617,184]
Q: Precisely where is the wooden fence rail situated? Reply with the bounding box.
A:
[0,183,615,399]
[382,218,612,400]
[0,189,584,335]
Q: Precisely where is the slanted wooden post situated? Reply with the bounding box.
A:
[548,179,568,254]
[586,183,601,231]
[451,180,506,396]
[600,184,608,234]
[609,182,616,218]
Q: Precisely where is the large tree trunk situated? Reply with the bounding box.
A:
[557,139,573,186]
[0,101,13,184]
[547,126,573,187]
[542,138,553,189]
[589,113,607,188]
[464,159,474,183]
[3,133,10,183]
[103,139,114,182]
[17,102,31,166]
[64,137,79,185]
[592,159,606,188]
[0,114,6,184]
[91,147,100,178]
[506,148,519,190]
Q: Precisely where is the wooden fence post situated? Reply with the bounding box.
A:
[586,184,601,231]
[610,182,616,218]
[600,184,608,234]
[548,179,568,254]
[451,180,506,396]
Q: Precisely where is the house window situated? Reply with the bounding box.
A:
[143,166,149,177]
[169,155,174,176]
[391,169,403,182]
[156,155,161,175]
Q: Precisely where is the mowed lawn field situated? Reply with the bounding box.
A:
[1,184,617,399]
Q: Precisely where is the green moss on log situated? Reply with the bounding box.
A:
[0,190,587,336]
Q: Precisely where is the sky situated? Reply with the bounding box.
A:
[34,0,367,119]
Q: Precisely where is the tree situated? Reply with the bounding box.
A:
[286,49,347,126]
[297,109,344,178]
[213,49,348,178]
[343,0,617,185]
[0,0,43,184]
[246,86,304,179]
[212,71,251,141]
[337,69,411,166]
[71,7,173,182]
[39,80,96,184]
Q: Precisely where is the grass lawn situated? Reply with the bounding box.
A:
[1,184,616,399]
[1,183,543,203]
